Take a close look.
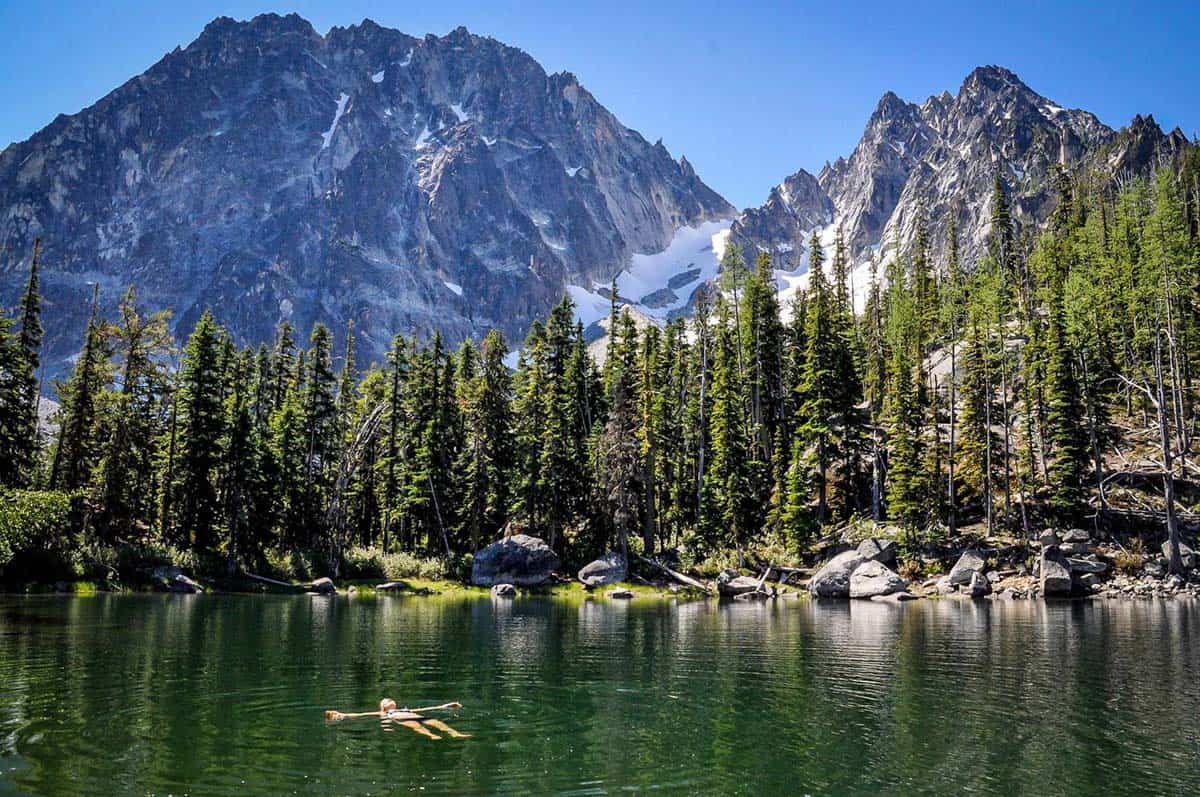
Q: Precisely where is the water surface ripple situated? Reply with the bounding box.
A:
[1,595,1198,795]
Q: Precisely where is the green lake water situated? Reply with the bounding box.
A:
[1,594,1198,795]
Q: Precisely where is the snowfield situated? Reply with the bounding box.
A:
[566,219,733,329]
[320,93,350,150]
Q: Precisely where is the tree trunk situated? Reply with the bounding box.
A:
[1156,335,1185,575]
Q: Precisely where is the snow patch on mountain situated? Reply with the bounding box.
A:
[567,219,733,330]
[443,281,463,296]
[371,70,385,83]
[320,92,350,149]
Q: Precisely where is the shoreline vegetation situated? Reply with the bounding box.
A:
[3,161,1200,604]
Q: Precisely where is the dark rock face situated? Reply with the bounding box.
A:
[471,533,560,587]
[0,13,732,376]
[731,66,1190,279]
[727,168,832,269]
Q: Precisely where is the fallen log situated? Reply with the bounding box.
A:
[635,555,711,594]
[243,572,303,591]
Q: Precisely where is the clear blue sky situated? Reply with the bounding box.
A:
[1,0,1196,209]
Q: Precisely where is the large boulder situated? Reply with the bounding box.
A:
[856,538,898,568]
[948,549,987,586]
[1161,540,1197,570]
[849,560,907,598]
[809,551,867,598]
[1040,550,1073,596]
[717,570,763,598]
[578,552,627,587]
[471,534,561,587]
[491,583,517,598]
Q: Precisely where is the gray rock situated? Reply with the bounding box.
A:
[375,581,409,592]
[849,560,908,599]
[986,570,1002,584]
[966,571,991,597]
[809,551,867,598]
[472,534,561,587]
[1161,540,1197,570]
[1144,559,1167,578]
[856,538,898,567]
[996,587,1025,600]
[1061,529,1091,544]
[717,570,763,598]
[1067,557,1108,575]
[578,552,627,587]
[607,588,634,600]
[733,590,769,602]
[1059,542,1092,555]
[948,549,987,585]
[936,576,957,595]
[1078,573,1102,589]
[1040,551,1073,596]
[1038,529,1061,548]
[491,583,517,598]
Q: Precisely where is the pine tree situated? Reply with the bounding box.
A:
[701,297,753,549]
[1042,288,1089,518]
[170,311,226,551]
[48,291,111,492]
[458,330,514,549]
[93,288,172,539]
[989,173,1015,274]
[9,241,43,486]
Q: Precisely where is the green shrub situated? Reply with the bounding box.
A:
[342,547,455,582]
[262,547,318,582]
[0,490,80,572]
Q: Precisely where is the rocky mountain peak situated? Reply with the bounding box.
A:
[730,64,1190,300]
[0,14,732,375]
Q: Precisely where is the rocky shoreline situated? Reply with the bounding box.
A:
[14,527,1199,603]
[803,527,1200,602]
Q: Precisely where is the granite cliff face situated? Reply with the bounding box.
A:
[730,66,1190,281]
[0,13,732,372]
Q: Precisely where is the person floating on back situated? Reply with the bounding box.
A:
[324,699,470,740]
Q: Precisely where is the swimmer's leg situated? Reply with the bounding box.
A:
[398,720,441,739]
[422,719,470,739]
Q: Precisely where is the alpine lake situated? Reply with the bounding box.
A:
[1,592,1198,795]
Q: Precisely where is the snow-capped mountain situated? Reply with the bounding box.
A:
[0,13,733,373]
[729,66,1190,290]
